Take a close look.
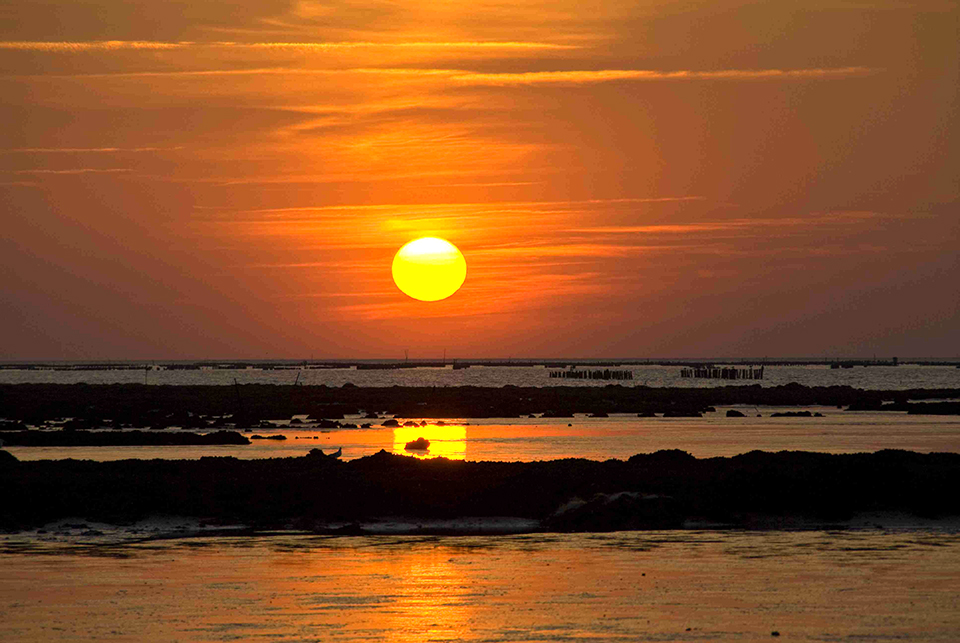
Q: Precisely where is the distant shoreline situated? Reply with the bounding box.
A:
[3,358,959,370]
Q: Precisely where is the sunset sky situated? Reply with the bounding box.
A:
[1,0,957,359]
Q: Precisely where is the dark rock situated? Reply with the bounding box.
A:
[382,419,399,427]
[3,382,960,423]
[2,448,960,532]
[0,429,250,447]
[906,402,960,415]
[405,437,430,451]
[726,409,746,417]
[546,492,683,531]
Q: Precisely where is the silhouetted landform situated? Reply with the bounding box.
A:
[2,448,958,532]
[3,383,960,427]
[726,409,746,417]
[0,430,250,447]
[250,434,287,441]
[846,401,960,415]
[405,437,430,451]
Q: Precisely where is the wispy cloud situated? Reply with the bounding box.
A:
[0,41,186,52]
[196,196,705,219]
[568,212,883,235]
[234,41,578,51]
[0,40,575,53]
[4,66,879,83]
[450,67,879,85]
[13,168,134,175]
[1,147,180,154]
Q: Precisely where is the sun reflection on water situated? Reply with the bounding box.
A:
[392,424,467,460]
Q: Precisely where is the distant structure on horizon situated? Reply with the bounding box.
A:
[679,365,764,380]
[549,368,634,381]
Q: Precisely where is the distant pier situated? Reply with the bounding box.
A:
[549,368,634,381]
[680,365,764,380]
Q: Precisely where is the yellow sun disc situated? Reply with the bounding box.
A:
[392,237,467,302]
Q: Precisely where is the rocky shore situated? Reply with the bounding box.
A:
[2,448,958,533]
[0,430,250,447]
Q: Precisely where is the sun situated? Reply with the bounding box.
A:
[392,237,467,302]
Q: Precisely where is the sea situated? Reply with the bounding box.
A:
[2,362,960,641]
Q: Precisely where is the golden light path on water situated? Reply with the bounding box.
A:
[392,425,467,460]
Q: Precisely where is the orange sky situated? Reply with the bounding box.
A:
[1,1,958,359]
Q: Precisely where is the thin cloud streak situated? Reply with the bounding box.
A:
[4,66,879,83]
[0,41,185,51]
[451,67,880,85]
[196,196,705,218]
[0,40,575,52]
[1,147,180,153]
[568,212,884,234]
[12,168,134,175]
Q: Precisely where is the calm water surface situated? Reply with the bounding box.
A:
[2,530,959,642]
[2,363,958,389]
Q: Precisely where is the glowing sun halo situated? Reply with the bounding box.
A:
[392,237,467,302]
